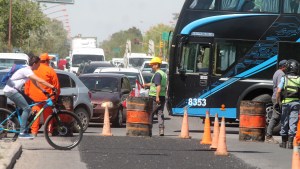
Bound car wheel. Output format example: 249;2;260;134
74;107;90;132
112;108;123;128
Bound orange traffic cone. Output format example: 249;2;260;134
101;103;113;136
292;139;300;169
215;117;228;156
295;115;300;145
200;111;212;144
179;107;191;139
210;113;219;150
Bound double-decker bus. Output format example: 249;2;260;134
167;0;300;129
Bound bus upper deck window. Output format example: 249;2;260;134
284;0;300;13
189;0;215;10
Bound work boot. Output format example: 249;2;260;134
279;136;288;148
265;136;279;144
287;136;294;149
159;127;164;136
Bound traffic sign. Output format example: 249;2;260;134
162;32;169;41
36;0;74;4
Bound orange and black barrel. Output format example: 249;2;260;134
239;100;266;142
126;96;153;137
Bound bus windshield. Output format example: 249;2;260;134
72;54;104;67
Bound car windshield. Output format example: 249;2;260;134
79;63;113;74
129;58;152;68
142;74;153;84
72;55;104;67
79;76;118;92
103;72;140;88
0;59;26;68
0;71;6;89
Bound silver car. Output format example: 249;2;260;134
0;69;93;132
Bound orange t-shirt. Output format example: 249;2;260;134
25;63;60;102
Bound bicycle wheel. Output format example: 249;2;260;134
0;108;20;142
44;110;83;150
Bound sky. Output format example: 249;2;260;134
41;0;185;43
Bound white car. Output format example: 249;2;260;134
94;67;145;89
140;60;169;73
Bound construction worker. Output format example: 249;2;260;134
143;57;167;136
25;53;60;137
265;59;286;143
276;59;300;149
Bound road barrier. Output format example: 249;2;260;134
239;101;265;142
201;111;212;144
179;107;191;139
126;97;152;137
210;113;219;150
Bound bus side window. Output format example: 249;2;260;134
189;0;215;10
284;0;300;13
221;0;239;11
215;44;236;75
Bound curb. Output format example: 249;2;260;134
0;142;22;169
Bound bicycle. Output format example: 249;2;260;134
0;92;83;150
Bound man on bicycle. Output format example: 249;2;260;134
3;55;56;139
25;53;60;137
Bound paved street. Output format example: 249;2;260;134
12;112;293;169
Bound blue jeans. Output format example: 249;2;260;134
4;91;31;133
280;101;300;137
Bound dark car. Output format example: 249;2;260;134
79;73;132;127
77;61;114;75
142;72;153;84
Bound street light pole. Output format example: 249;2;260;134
8;0;12;52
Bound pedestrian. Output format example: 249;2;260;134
143;57;167;136
24;53;60;137
265;59;287;143
4;55;56;139
276;59;300;149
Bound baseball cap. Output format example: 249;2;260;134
279;59;287;66
39;53;54;61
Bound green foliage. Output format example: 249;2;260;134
101;24;174;61
0;0;69;57
101;27;143;61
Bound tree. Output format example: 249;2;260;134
101;27;143;61
0;1;69;57
143;24;173;57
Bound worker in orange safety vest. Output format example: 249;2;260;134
24;53;60;137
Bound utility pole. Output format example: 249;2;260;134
8;0;12;52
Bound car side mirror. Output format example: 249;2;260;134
121;88;130;94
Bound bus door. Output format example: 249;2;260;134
171;35;214;116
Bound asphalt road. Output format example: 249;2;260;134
13;113;292;169
79;136;256;169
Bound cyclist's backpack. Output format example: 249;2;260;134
1;64;26;85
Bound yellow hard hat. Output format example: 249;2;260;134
149;57;162;65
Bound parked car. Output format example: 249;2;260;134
93;67;145;89
142;72;153;84
77;61;114;75
140;60;169;73
79;73;132;127
0;69;93;132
